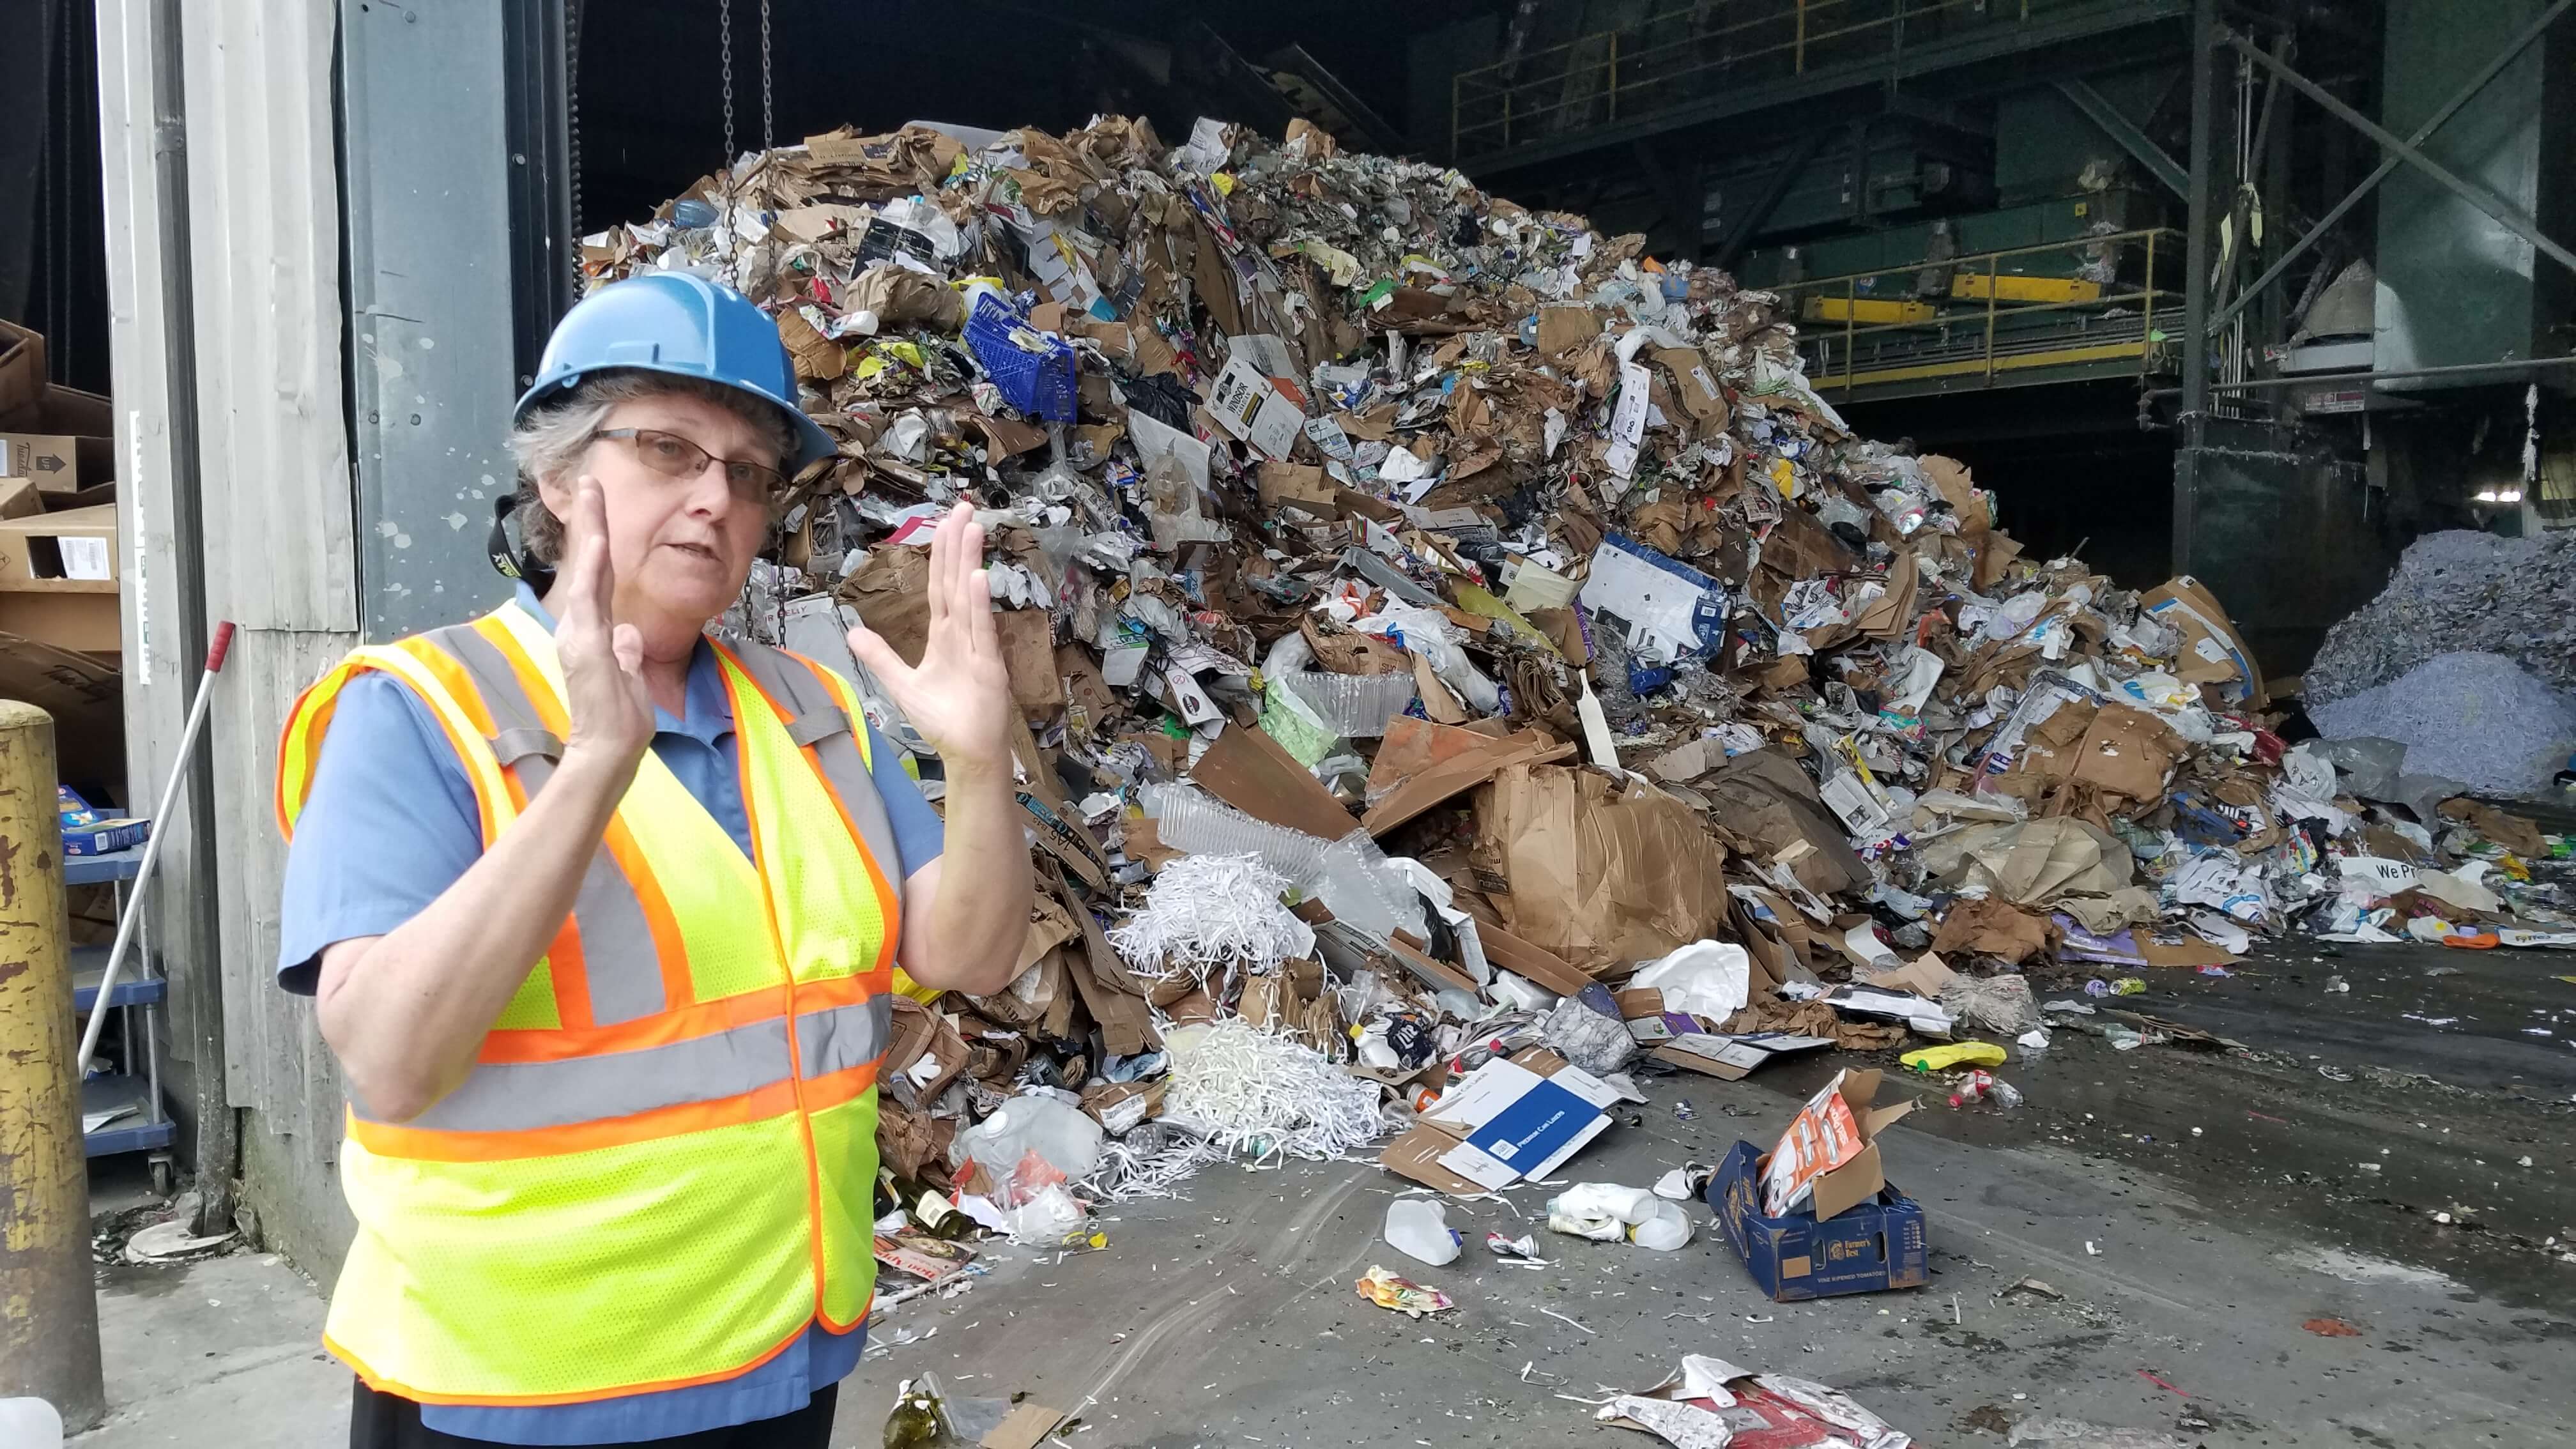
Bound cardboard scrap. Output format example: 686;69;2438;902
980;1403;1071;1449
1653;1031;1834;1081
1362;724;1574;836
1928;898;2051;964
1192;723;1357;842
1657;745;1869;898
2141;576;2267;707
1379;1048;1619;1195
1761;1068;1912;1222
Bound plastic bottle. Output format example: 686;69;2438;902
1384;1198;1462;1266
881;1379;950;1449
1945;1071;2026;1111
954;277;1009;319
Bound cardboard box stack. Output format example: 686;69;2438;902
0;320;125;792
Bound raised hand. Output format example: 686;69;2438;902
553;475;656;779
847;502;1015;774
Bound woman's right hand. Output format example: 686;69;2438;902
553;474;654;782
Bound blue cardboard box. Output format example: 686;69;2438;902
1708;1138;1929;1301
63;818;148;855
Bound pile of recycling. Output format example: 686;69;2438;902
2303;529;2576;799
581;114;2575;1256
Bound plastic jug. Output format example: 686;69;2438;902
951;1096;1103;1207
1384;1197;1461;1266
0;1399;63;1449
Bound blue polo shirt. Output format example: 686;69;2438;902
276;586;944;1445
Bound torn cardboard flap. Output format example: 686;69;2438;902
1763;1066;1912;1222
1929;898;2051;963
1466;911;1598;999
1653;1031;1833;1080
2071;703;2185;803
1857;952;1956;998
2141;576;2266;707
1362;724;1574;836
1193;723;1357;841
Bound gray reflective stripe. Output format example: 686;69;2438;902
491;727;564;765
812;730;903;879
424;620;668;1024
797;995;893;1078
565;850;666;1023
433;622;544;732
727;641;905;879
371;1015;797;1133
786;708;849;747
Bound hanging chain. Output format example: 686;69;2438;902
719;0;736;165
566;0;584;236
760;0;775;150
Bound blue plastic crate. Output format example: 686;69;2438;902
963;296;1078;422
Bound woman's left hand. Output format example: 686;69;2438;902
848;502;1015;774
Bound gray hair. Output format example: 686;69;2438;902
505;370;801;567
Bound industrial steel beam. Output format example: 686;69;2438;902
1461;0;2187;175
2148;352;2576;396
1712;128;1832;270
2175;0;2219;571
2223;26;2576;278
1627;141;1705;249
2051;78;2189;197
2209;0;2576;332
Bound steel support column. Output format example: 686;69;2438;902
341;1;565;639
2174;0;2220;572
0;704;103;1430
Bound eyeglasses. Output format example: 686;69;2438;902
592;427;786;503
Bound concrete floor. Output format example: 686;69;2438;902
72;937;2576;1448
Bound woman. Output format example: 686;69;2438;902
275;271;1032;1446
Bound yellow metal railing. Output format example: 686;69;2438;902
1451;0;2039;157
1763;227;2177;394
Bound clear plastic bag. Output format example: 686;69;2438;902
949;1096;1104;1206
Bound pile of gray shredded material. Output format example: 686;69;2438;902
2304;529;2576;706
2310;650;2576;799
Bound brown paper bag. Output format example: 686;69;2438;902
838;545;932;665
993;608;1065;723
1469;764;1732;974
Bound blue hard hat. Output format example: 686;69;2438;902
514;271;838;475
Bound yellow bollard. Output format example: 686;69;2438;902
0;700;105;1429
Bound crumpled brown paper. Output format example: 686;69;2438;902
1469;763;1731;973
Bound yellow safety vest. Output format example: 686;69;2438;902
275;601;907;1407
